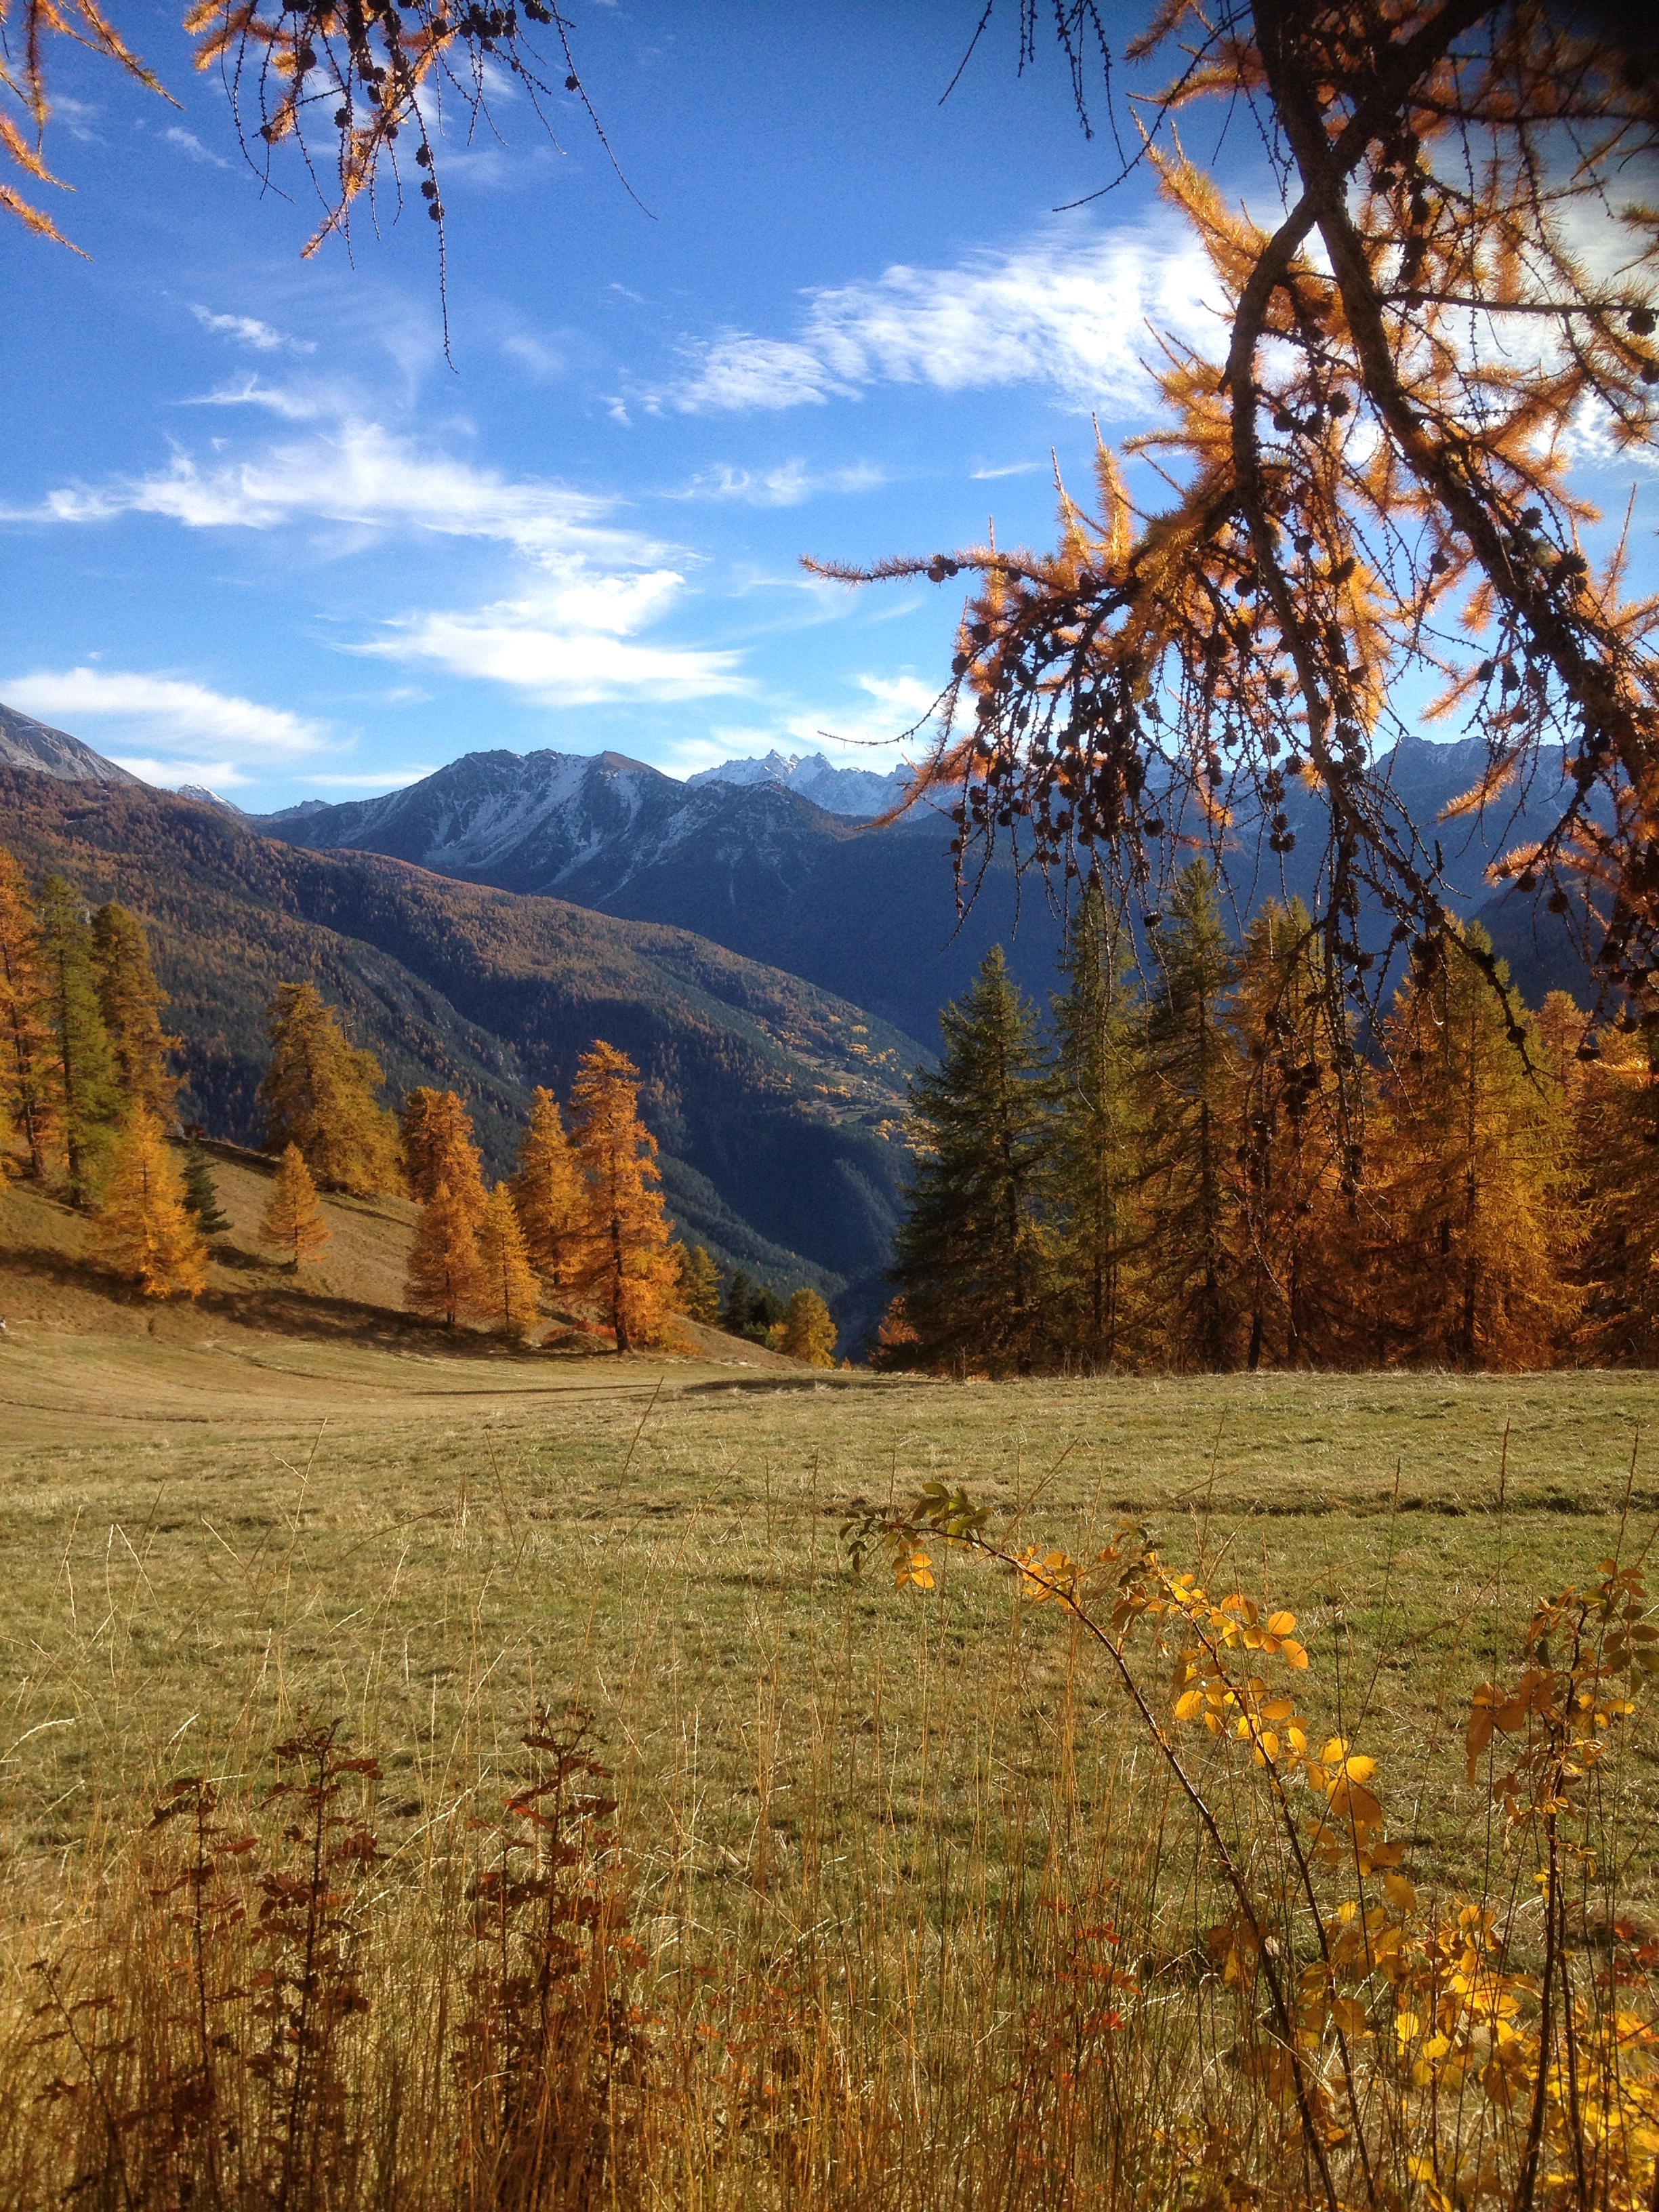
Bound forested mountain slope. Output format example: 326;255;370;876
0;770;917;1308
260;737;1592;1042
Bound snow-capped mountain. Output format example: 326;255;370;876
687;750;912;819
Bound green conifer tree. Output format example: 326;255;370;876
1045;874;1146;1370
890;945;1050;1376
92;902;180;1121
259;982;402;1197
180;1135;230;1235
37;875;121;1205
1139;862;1243;1372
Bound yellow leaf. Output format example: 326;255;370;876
1322;1738;1348;1767
1343;1754;1378;1784
1174;1689;1205;1721
1395;2010;1422;2043
1384;1872;1417;1913
1267;1610;1297;1636
1282;1639;1309;1669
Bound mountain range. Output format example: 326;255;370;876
0;698;1601;1353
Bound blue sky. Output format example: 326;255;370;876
2;3;1654;808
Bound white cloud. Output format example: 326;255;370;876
17;410;751;708
164;127;228;169
970;459;1043;480
365;574;747;705
23;416;644;568
665;672;941;778
660;223;1221;419
670;459;886;508
191;306;316;356
3;669;329;764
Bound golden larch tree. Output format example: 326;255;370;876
1577;1019;1659;1364
95;1106;208;1298
260;1143;331;1269
512;1086;586;1288
673;1241;721;1326
779;1286;836;1367
406;1179;486;1328
1374;927;1580;1369
0;846;56;1179
92;902;180;1122
401;1086;487;1217
476;1183;539;1340
567;1042;680;1353
259;982;402;1197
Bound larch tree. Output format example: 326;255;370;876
567;1041;680;1354
1044;872;1147;1371
401;1087;486;1217
476;1183;540;1340
37;875;121;1206
779;1285;837;1367
1376;923;1580;1367
259;982;402;1197
0;846;56;1179
1576;1018;1659;1361
1139;863;1245;1372
260;1142;331;1269
92;902;180;1122
1231;897;1361;1368
405;1179;486;1328
890;946;1050;1378
674;1242;722;1326
511;1086;586;1288
95;1105;208;1298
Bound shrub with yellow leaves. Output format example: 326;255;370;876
845;1481;1659;2211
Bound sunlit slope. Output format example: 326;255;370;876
0;769;920;1302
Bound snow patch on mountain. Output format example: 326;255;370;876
687;750;911;819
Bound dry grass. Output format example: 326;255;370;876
3;1227;1659;2203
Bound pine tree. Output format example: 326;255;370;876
1045;874;1146;1370
401;1087;486;1216
779;1286;836;1366
1139;863;1244;1372
567;1042;680;1353
92;902;180;1121
37;875;121;1206
511;1087;585;1285
94;1106;208;1298
259;983;403;1197
1230;899;1359;1370
890;946;1050;1376
674;1242;721;1326
1376;928;1580;1370
180;1136;230;1235
260;1143;331;1269
0;846;56;1179
406;1179;487;1328
476;1183;540;1339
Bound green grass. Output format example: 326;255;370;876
4;1353;1655;1900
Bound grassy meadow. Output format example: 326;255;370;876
3;1322;1658;2205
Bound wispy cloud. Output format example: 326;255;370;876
970;459;1043;480
670;459;886;508
657;224;1220;419
164;127;229;168
20;415;639;566
192;306;316;356
3;668;329;788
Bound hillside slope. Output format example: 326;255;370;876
0;771;916;1310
